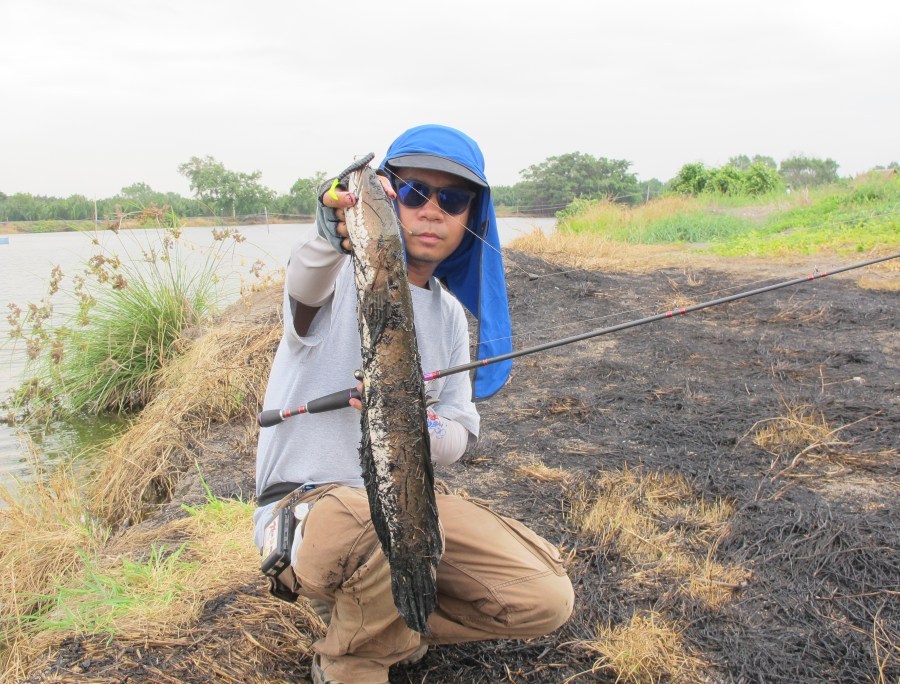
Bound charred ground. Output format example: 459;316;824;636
26;251;898;683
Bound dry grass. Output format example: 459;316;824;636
576;610;705;683
515;461;570;483
2;310;282;679
747;400;888;478
751;404;834;457
509;231;699;273
571;195;704;231
88;322;280;527
857;271;900;291
51;498;258;637
22;590;318;684
570;467;746;610
9;494;321;683
0;448;108;677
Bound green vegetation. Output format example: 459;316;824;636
669;161;783;196
556;172;899;256
8;228;227;419
557;195;754;244
20;544;198;635
779;155;840;188
711;176;899;257
493;152;642;214
0;156;325;226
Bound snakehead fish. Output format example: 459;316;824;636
343;162;442;634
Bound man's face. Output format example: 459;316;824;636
393;167;474;270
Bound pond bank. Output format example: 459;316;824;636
3;247;898;683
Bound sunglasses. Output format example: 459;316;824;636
392;178;477;216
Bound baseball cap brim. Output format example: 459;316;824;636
386;154;487;188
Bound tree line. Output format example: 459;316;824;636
2;153;896;223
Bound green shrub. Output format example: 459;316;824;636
670;163;710;195
671;162;783;198
743;163;783;196
706;166;745;196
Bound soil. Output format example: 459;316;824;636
26;251;899;683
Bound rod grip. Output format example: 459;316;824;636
306;387;362;414
257;409;287;428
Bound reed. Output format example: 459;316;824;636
12;229;225;419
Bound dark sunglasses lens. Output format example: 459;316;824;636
396;181;429;208
438;188;473;215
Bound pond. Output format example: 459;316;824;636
0;217;555;490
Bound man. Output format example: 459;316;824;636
254;124;573;684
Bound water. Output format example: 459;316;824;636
0;217;554;487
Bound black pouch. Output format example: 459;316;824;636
261;504;299;602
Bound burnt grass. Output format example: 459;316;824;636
29;251;899;683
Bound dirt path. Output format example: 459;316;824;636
27;251;899;683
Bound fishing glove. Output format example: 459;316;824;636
316;177;351;255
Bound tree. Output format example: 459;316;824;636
288;172;327;215
637;178;664;203
728;154;777;171
177;156;275;216
513;152;639;213
707;166;745;195
669;163;710;194
118;182;158;207
490;185;517;208
743;163;783;195
779;156;839;188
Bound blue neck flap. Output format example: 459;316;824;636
380;124;512;399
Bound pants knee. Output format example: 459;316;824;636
526;572;575;634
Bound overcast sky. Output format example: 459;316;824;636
2;0;898;199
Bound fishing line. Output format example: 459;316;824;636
473;263;871;350
257;252;899;427
378;164;546;281
369;160;900;353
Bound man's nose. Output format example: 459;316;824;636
421;192;444;218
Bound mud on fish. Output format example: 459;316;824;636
343;163;442;633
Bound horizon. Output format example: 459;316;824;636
2;0;897;198
3;150;890;202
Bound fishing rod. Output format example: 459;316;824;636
257;253;898;428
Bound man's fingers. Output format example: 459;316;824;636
349;381;364;412
321;187;357;210
378;175;397;199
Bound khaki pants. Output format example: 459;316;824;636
292;485;574;683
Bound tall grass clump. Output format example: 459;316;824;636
8;226;230;419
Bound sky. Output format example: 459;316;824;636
1;0;898;199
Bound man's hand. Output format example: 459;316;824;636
348;381;363;412
320;175;396;254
